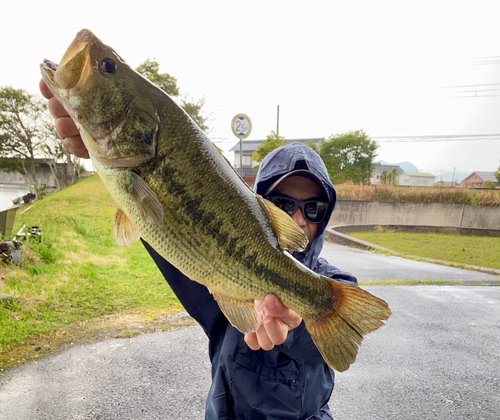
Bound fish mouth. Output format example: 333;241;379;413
41;30;153;169
55;29;96;90
40;29;96;102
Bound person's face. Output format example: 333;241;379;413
271;176;323;252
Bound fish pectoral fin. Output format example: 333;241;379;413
128;172;165;226
256;195;308;252
113;208;141;246
212;293;260;334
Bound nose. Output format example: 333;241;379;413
292;207;307;228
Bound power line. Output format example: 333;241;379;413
443;82;500;98
473;56;500;65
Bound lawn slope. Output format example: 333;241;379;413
0;176;185;370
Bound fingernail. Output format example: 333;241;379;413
267;296;276;308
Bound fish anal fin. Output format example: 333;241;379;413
212;293;260;334
127;171;165;226
113;208;141;246
305;279;392;372
257;195;308;252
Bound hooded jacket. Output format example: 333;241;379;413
143;142;357;419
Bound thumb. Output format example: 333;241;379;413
263;294;302;331
264;294;291;319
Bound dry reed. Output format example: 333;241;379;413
334;182;500;207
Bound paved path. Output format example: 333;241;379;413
321;241;499;283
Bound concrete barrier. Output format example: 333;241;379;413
0;207;19;239
329;200;500;229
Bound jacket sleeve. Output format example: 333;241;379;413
141;239;226;339
279;321;326;363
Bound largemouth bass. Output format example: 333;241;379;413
40;29;391;372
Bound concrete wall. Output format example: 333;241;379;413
0;162;69;189
329;200;500;230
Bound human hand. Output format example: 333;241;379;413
244;294;303;351
39;79;90;159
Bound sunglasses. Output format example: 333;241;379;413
267;196;330;224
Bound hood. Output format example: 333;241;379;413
254;142;336;270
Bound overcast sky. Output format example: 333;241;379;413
2;0;500;178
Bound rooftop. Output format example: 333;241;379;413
403;172;436;178
229;138;324;152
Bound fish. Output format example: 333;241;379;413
40;29;391;372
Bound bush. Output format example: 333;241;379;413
482;180;497;189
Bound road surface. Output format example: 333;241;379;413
0;245;499;419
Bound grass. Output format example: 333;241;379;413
348;231;500;270
335;182;500;206
0;175;185;370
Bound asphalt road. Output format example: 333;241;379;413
1;246;499;419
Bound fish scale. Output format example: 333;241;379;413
40;29;391;372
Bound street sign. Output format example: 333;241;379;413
231;114;252;139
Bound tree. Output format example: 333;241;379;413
495;165;500;184
180;96;209;132
42;121;81;186
252;131;286;170
0;87;57;199
381;169;399;186
135;59;180;96
306;140;319;153
319;130;378;184
135;59;209;132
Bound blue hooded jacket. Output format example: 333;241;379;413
143;142;357;419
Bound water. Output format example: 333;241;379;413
0;185;30;212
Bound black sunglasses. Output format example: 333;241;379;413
267;196;330;224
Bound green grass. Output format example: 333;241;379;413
0;176;183;369
349;231;500;270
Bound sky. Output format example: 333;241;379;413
2;0;500;180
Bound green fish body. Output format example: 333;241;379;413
41;29;391;372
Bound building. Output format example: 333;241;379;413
372;164;405;185
398;171;436;187
229;138;324;186
371;163;435;186
461;171;499;188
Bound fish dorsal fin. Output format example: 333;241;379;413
211;292;260;334
113;208;141;246
256;195;308;252
127;171;165;226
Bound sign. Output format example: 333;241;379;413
231;114;252;139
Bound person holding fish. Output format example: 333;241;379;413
39;30;389;419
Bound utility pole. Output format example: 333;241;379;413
276;105;280;136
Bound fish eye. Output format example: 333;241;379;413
143;130;154;146
100;58;117;74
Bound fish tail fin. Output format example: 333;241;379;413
306;280;391;372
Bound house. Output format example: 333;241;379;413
398;172;436;187
371;163;435;187
461;171;499;188
372;164;405;185
229;138;325;186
